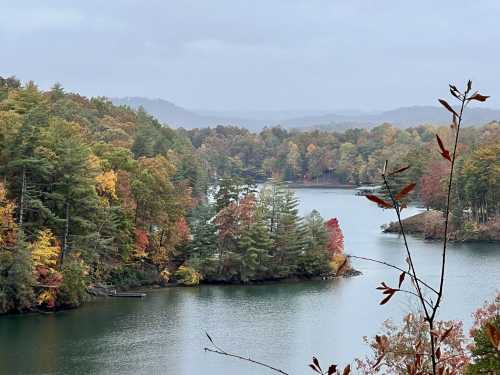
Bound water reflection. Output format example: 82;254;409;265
0;188;498;375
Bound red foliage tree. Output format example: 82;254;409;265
419;160;448;210
134;228;149;258
325;218;344;256
175;217;191;244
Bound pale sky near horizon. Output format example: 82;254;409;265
1;0;499;111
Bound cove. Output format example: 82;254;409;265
0;188;498;375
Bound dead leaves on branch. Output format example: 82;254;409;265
365;182;416;210
438;99;458;117
485;322;500;351
394;182;416;201
387;165;410;177
437;81;489;162
376;282;397;305
365;194;392;209
436;134;452;162
467;92;490;102
309;357;350;375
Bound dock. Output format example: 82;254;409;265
108;290;147;298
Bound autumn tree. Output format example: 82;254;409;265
30;229;63;308
325;218;344;256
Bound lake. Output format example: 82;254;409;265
0;188;498;375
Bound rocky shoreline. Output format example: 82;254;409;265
383;210;500;242
87;263;362;296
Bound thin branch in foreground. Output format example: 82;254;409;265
381;173;431;320
204;333;290;375
347;255;438;295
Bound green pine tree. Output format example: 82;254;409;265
3;231;35;312
467;315;500;374
298;210;330;277
271;188;305;278
239;218;273;282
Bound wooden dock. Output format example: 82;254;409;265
108;291;147;298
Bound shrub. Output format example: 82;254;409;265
467;294;500;374
174;265;202;286
329;254;347;274
58;255;89;308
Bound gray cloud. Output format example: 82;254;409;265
1;0;499;110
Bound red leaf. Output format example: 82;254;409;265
394;182;416;201
436;135;452;162
436;134;446;152
388;165;410;176
328;365;337;375
449;85;460;99
380;292;395;305
438;99;458;116
365;195;392;209
309;364;321;374
468;93;490;102
441;150;452;162
313;357;322;372
398;272;405;288
342;365;351;375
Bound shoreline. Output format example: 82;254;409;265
284;183;356;189
1;266;362;317
383;210;500;242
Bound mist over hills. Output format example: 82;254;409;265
112;97;500;131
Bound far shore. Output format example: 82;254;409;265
383;210;500;242
284;182;356;189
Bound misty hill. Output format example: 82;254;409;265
112;97;500;131
282;106;500;130
111;97;262;130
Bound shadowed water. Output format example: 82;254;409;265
0;188;498;375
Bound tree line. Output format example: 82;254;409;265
0;77;498;314
183;121;499;229
0;78;345;313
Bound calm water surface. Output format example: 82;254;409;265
0;188;498;375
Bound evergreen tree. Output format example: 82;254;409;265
187;204;218;279
298;210;330;277
271;189;305;278
2;231;35;312
468;315;500;374
214;176;243;212
38;118;101;264
239;217;273;282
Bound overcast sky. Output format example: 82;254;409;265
1;1;499;111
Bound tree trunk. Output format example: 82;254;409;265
19;167;26;227
61;202;70;266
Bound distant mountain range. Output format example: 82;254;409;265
111;97;500;132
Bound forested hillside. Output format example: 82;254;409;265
0;77;215;311
183;122;499;187
185;122;499;238
0;78;347;313
0;77;498;314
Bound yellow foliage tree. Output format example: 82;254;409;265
30;229;63;308
0;182;17;248
96;170;118;200
30;229;61;269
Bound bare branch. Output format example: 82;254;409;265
347;255;438;295
204;335;290;375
